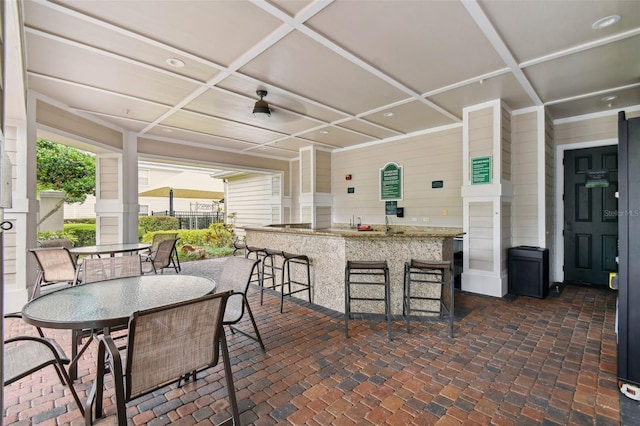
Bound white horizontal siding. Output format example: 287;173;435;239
316;150;332;194
511;112;539;247
468;202;493;271
98;157;120;200
333;127;462;228
227;174;275;228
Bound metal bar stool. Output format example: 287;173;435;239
403;259;454;338
245;246;266;289
280;252;312;313
233;239;247;256
344;260;392;341
261;248;285;306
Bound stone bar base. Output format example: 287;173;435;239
245;227;460;315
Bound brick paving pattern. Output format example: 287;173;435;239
3;258;622;425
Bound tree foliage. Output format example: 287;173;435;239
37;139;96;204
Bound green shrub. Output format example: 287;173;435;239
64;223;96;246
37;230;78;246
141;225;235;261
139;216;179;233
64;218;96;224
207;223;235;247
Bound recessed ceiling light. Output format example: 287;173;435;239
166;58;185;68
602;95;618;102
320;130;329;134
383;112;395;117
592;15;620;30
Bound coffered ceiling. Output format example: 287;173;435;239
20;0;640;161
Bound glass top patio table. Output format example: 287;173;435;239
22;275;217;331
69;242;152;258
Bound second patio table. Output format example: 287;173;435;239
69;242;152;258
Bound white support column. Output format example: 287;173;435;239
122;132;139;243
298;146;332;228
95;153;123;245
3;101;39;312
94;135;139;245
461;100;513;297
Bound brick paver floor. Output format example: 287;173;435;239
3;258;622;425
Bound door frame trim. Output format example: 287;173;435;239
554;138;617;283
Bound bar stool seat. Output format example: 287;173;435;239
403;259;454;337
261;248;284;306
344;260;392;341
233;239;247;256
245;246;266;288
280;252;312;313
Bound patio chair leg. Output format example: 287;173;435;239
70;329;95;381
226;298;266;351
220;331;241;425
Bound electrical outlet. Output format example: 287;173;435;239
422;217;430;223
411;217;417;222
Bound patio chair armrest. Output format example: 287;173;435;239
5;335;70;364
99;335;123;370
93;335;126;423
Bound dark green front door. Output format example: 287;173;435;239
564;146;618;286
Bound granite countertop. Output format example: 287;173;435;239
243;225;463;238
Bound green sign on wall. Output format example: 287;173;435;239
380;162;403;200
471;156;492;185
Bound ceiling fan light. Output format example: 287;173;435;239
253;90;271;118
253;100;271;117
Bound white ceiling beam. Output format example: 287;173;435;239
462;0;543;106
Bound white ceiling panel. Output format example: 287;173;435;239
23;1;221;83
81;116;149;134
144;128;261;152
296;126;376;149
245;137;313;154
269;0;314;19
306;0;506;93
28;75;170;126
524;36;640;102
429;73;534;114
18;0;640;165
480;0;640;62
547;86;640;119
239;31;409;115
336;120;400;141
26;33;200;106
53;0;283;66
161;110;284;145
362;101;458;134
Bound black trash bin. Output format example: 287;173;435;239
508;246;549;298
453;236;463;289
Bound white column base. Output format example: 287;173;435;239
461;271;508;297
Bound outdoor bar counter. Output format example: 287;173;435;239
244;225;462;315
